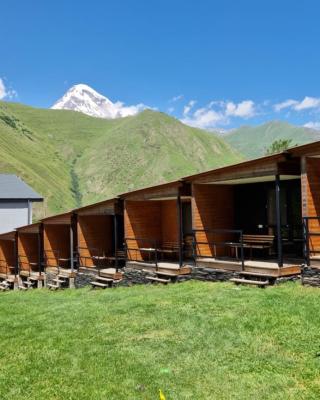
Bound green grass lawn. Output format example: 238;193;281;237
0;281;320;399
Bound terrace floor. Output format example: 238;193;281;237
196;257;302;277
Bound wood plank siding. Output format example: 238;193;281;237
124;200;179;261
17;233;39;272
192;184;235;257
43;224;71;267
0;238;15;275
303;157;320;253
77;215;113;267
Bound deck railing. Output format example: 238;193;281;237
303;216;320;266
193;228;245;271
125;237;160;268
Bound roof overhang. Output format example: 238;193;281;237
41;212;72;225
75;198;119;216
0;231;16;241
122;181;190;201
205;174;300;185
17;222;41;234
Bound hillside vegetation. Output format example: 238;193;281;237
224;121;320;159
0;282;319;399
0;102;241;218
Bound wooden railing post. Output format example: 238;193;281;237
275;174;283;267
177;195;183;268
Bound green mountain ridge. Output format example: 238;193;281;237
0;101;242;218
223;120;320;159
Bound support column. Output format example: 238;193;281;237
114;214;118;269
13;233;18;277
177;195;183;267
275;174;283;267
38;224;44;275
70;224;74;273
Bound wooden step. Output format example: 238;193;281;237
57;274;68;280
240;271;274;278
47;283;59;289
28;276;40;281
52;278;66;284
90;281;110;288
155;271;177;277
24;281;34;286
18;285;28;290
230;278;269;287
146;276;170;283
96;276;114;283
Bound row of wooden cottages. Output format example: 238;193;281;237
1;140;320;289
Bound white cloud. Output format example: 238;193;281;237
274;96;320;112
170;94;184;103
181;99;256;129
0;78;17;100
294;96;320;111
182;107;226;129
225;100;256;118
274;99;298;112
183;100;197;116
0;78;7;99
113;101;151;117
167;106;175;113
304;121;320;130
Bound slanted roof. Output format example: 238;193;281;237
0;175;43;201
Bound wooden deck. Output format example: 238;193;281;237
126;261;193;275
0;273;16;282
19;270;44;280
45;267;77;277
196;258;302;277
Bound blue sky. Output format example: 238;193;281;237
1;0;320;130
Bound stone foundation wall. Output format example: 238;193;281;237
275;275;301;285
302;268;320;287
192;267;239;282
118;267;154;286
45;271;58;286
75;270;98;288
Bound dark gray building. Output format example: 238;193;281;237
0;175;43;233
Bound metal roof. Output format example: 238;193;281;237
0;174;43;201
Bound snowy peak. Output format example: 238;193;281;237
51;84;147;119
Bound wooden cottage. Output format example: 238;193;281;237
0;231;17;289
121;181;193;278
185;141;320;283
41;212;77;275
75;198;125;271
17;222;44;287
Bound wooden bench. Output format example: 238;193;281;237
242;234;274;259
230;234;274;259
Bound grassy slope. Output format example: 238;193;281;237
0;102;242;216
0;103;74;216
224;121;320;159
0;281;319;399
77;110;241;202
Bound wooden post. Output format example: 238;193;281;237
275;174;283;267
177;195;183;267
114;214;118;269
70;224;74;273
38;224;44;275
13;233;18;277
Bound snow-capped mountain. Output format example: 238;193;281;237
51;84;147;119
